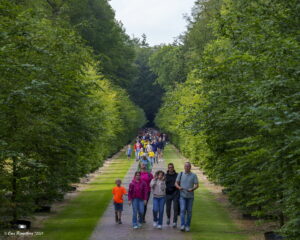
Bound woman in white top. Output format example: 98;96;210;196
150;170;166;229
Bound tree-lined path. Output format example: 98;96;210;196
1;1;298;240
30;144;253;240
0;136;291;240
89;145;251;240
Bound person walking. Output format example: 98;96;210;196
138;147;146;161
151;140;158;164
146;142;152;153
134;141;142;161
165;163;179;228
112;179;127;224
126;144;132;160
150;170;166;229
157;138;164;161
148;150;155;166
140;163;153;223
175;162;199;232
128;172;148;229
138;156;151;172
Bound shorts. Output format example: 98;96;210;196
114;202;123;211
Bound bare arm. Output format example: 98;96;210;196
175;181;182;190
188;183;199;192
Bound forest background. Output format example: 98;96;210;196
0;0;299;239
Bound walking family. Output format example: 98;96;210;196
111;129;199;232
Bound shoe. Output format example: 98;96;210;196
137;223;142;228
185;226;190;232
118;220;122;224
180;225;185;232
157;225;162;229
172;222;177;228
153;222;158;228
133;225;138;229
166;218;170;225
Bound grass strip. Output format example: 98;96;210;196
36;153;133;240
163;145;249;240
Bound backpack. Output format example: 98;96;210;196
178;172;183;186
137;160;152;172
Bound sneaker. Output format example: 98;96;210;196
157;225;162;229
185;226;190;232
153;222;158;228
133;225;138;229
180;225;185;232
118;220;122;224
172;222;177;228
166;218;170;225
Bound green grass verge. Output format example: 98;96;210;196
36;152;133;240
163;145;249;240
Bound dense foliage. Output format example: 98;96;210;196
129;41;164;125
154;0;300;238
0;0;145;226
64;0;137;88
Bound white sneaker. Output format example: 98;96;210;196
133;225;138;229
180;225;185;231
137;223;142;228
157;225;162;229
185;226;190;232
153;222;158;228
172;222;177;228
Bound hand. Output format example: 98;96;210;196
128;201;131;206
188;188;194;192
178;186;183;191
144;200;147;205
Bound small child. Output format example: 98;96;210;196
138;148;145;161
112;179;127;224
126;144;132;160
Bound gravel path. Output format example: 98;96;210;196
89;157;191;240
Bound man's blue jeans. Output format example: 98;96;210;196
132;198;144;227
153;197;166;225
179;196;194;227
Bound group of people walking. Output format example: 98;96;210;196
112;129;199;232
126;129;167;169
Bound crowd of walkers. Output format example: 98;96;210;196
112;129;199;232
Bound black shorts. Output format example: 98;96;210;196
114;202;123;211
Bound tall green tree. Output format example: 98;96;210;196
149;45;188;90
63;0;137;88
155;0;300;238
129;42;164;125
0;0;145;227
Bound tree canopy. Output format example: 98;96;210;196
153;0;300;238
0;0;145;226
